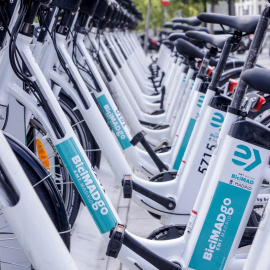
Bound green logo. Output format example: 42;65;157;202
232;144;261;171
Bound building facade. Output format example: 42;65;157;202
235;0;269;16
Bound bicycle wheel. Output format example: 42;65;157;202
0;132;70;269
26;92;98;227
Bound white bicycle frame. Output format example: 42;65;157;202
99;33;194;136
84;29;204;165
30;4;269;233
94;31;192;127
0;130;78;270
1;2;269;269
23;11;234;228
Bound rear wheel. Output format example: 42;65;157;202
26;93;98;227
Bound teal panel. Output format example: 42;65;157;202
189;182;250;270
97;95;132;150
173;118;196;170
56;137;117;233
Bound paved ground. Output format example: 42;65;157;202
70;48;270;270
71;156;161;270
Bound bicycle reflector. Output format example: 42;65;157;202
251;95;266;112
207;66;214;76
229;79;238;93
36;139;50;170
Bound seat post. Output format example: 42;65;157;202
230;6;270;112
20;1;43;37
208;33;241;93
24;1;40;24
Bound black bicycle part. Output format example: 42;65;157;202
107;223;125;258
208;34;241;92
8;2;65;140
130;131;168;172
50;0;82;13
123;179;176;211
80;0;99;17
123;232;182;270
228;6;270;114
147;171;177;220
0;0;18;49
147;225;185;240
37;5;56;44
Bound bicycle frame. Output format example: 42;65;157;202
0;130;78;270
28;5;265;230
2;2;270;269
89;31;193;129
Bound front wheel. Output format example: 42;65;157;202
1;132;70;269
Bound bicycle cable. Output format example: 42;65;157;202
5;2;65;139
38;8;90;110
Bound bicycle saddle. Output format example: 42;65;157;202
169;33;204;48
50;0;82;12
94;0;110;20
197;13;260;34
186;31;231;50
172;16;201;26
33;0;51;4
162;39;174;51
175;38;217;66
242;68;270;94
173;23;209;33
164;23;174;29
160;30;175;36
80;0;99;16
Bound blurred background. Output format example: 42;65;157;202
134;0;269;53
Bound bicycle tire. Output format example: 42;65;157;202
1;132;70;269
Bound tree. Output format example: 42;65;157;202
133;0;235;33
133;0;204;32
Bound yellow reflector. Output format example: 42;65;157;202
36;139;50;170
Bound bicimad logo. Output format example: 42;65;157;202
232;144;261;171
210;112;224;129
197;95;205;108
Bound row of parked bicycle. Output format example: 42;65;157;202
1;0;270;269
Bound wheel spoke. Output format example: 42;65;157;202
0;261;30;268
32;173;53;188
85;149;100;152
71;119;85;127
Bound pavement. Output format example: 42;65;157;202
70;48;270;270
71;155;161;270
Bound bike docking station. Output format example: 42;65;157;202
1;0;270;269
